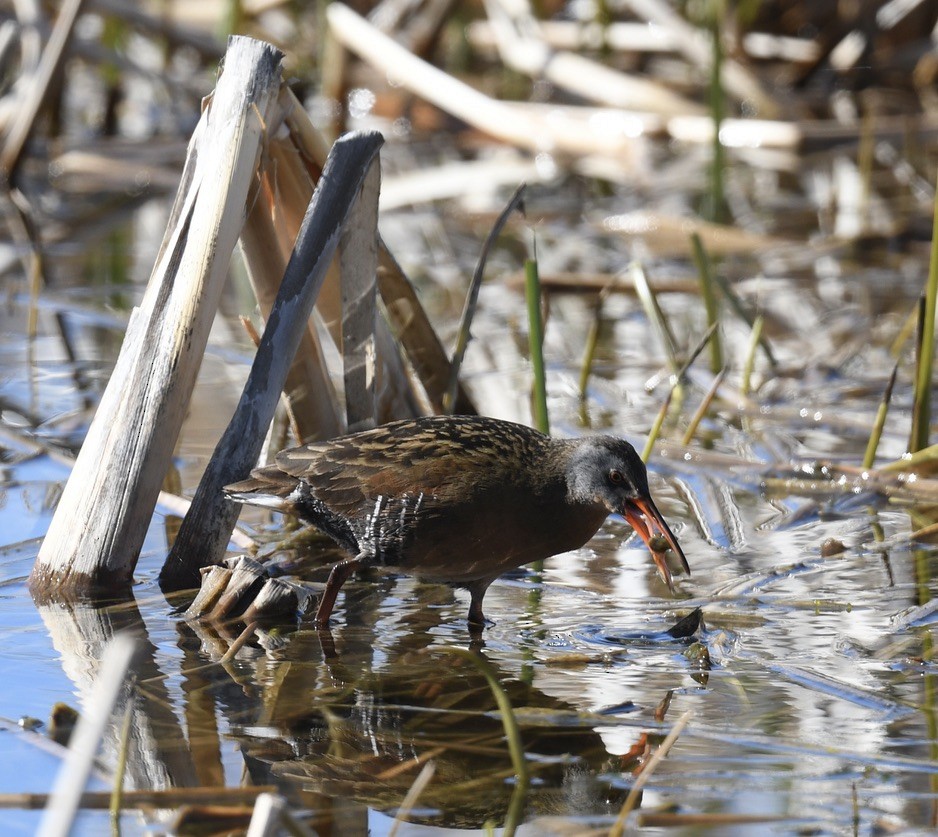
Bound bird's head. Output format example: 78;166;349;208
566;437;690;588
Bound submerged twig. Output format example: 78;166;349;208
219;622;258;664
389;761;436;837
609;709;693;836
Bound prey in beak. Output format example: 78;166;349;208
622;496;690;591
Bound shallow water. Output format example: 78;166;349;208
2;500;936;834
4;151;938;836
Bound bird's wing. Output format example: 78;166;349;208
274;435;468;519
272;417;548;521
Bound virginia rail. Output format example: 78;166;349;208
226;415;689;627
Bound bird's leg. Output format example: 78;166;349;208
314;554;365;627
467;595;486;627
466;578;493;628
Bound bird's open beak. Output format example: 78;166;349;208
622;496;690;592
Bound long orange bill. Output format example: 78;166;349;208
622;496;690;592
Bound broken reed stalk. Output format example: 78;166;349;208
376;243;476;415
30;37;284;598
327;3;644;165
910;173;938;453
260;88;428;427
863;361;899;469
444;183;526;413
239;161;342;442
161;130;385;591
340;159;380;432
483;0;701;116
690;232;723;375
525;253;549;434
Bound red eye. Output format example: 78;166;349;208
609;469;623;484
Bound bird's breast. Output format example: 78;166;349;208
367;490;609;583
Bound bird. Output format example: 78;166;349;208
225;415;689;628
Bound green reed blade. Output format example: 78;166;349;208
910;172;938;452
525;254;549;434
578;292;605;401
704;3;727;225
642;387;675;463
682;367;726;446
441;648;529;837
630;262;680;376
741;315;764;397
709;270;777;367
642;324;718;460
691;233;723;375
863;361;899;470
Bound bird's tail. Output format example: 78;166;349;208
225;467;299;510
